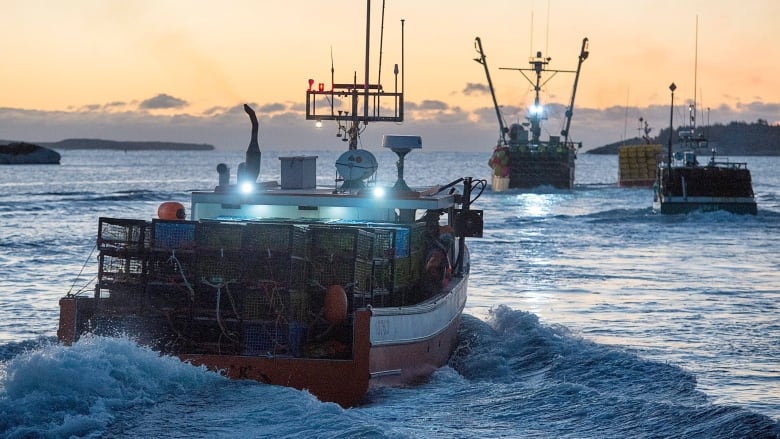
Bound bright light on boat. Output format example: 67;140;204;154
530;104;543;114
373;187;386;198
315;119;323;128
240;182;255;194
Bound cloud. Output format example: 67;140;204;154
417;100;449;111
139;93;189;110
463;83;489;95
2;97;779;152
258;102;287;113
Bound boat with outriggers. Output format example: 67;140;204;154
654;83;757;215
57;3;485;407
474;36;588;191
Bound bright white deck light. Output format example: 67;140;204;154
240;182;255;194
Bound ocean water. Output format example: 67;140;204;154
1;149;778;438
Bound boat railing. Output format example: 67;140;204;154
707;159;750;170
305;83;403;123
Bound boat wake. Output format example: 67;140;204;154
2;306;778;438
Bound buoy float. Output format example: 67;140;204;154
323;285;348;325
158;201;186;220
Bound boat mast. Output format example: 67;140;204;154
691;15;698;131
500;39;583;145
667;82;676;170
304;0;404;149
561;38;589;146
473;37;507;145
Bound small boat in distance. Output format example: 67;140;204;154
57;2;485;408
654;19;757;215
653;88;756;214
653;127;757;214
474;36;588;191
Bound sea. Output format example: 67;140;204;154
1;148;778;438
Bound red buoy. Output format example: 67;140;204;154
324;285;348;325
158;202;186;220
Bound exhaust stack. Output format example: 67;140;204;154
242;104;262;184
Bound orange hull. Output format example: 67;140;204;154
180;310;372;407
57;277;467;407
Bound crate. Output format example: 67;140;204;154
187;319;242;355
310;226;373;260
98;251;145;284
152;220;196;251
197;251;244;285
147;251;195;284
243;321;289;355
146;283;191;310
242;283;289;321
354;258;392;307
243;223;308;256
196;221;244;251
287;322;309;357
241;223;309;287
98;217;149;252
95;282;145;309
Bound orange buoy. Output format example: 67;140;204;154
158;201;186;220
324;285;348;325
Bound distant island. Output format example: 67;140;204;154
0;142;61;164
6;138;216;151
2;138;214;164
44;138;215;151
587;121;780;156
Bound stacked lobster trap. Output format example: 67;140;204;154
91;217;427;358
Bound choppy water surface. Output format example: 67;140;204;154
1;150;778;438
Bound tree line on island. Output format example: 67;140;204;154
39;138;215;151
587;120;780;156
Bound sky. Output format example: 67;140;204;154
2;0;779;152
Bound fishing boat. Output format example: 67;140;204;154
653;80;757;215
653;128;757;214
474;36;588;191
0;141;60;164
654;20;757;214
56;4;485;408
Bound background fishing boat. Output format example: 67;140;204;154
654;83;757;214
475;36;588;191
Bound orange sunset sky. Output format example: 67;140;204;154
1;0;779;151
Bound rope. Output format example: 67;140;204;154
202;278;239;343
168;249;195;301
67;242;97;296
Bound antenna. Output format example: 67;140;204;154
545;0;550;59
692;15;698;129
375;0;386;117
529;11;534;57
304;0;404;148
363;0;371;124
401;19;405;95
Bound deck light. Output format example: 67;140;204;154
240;182;255;194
